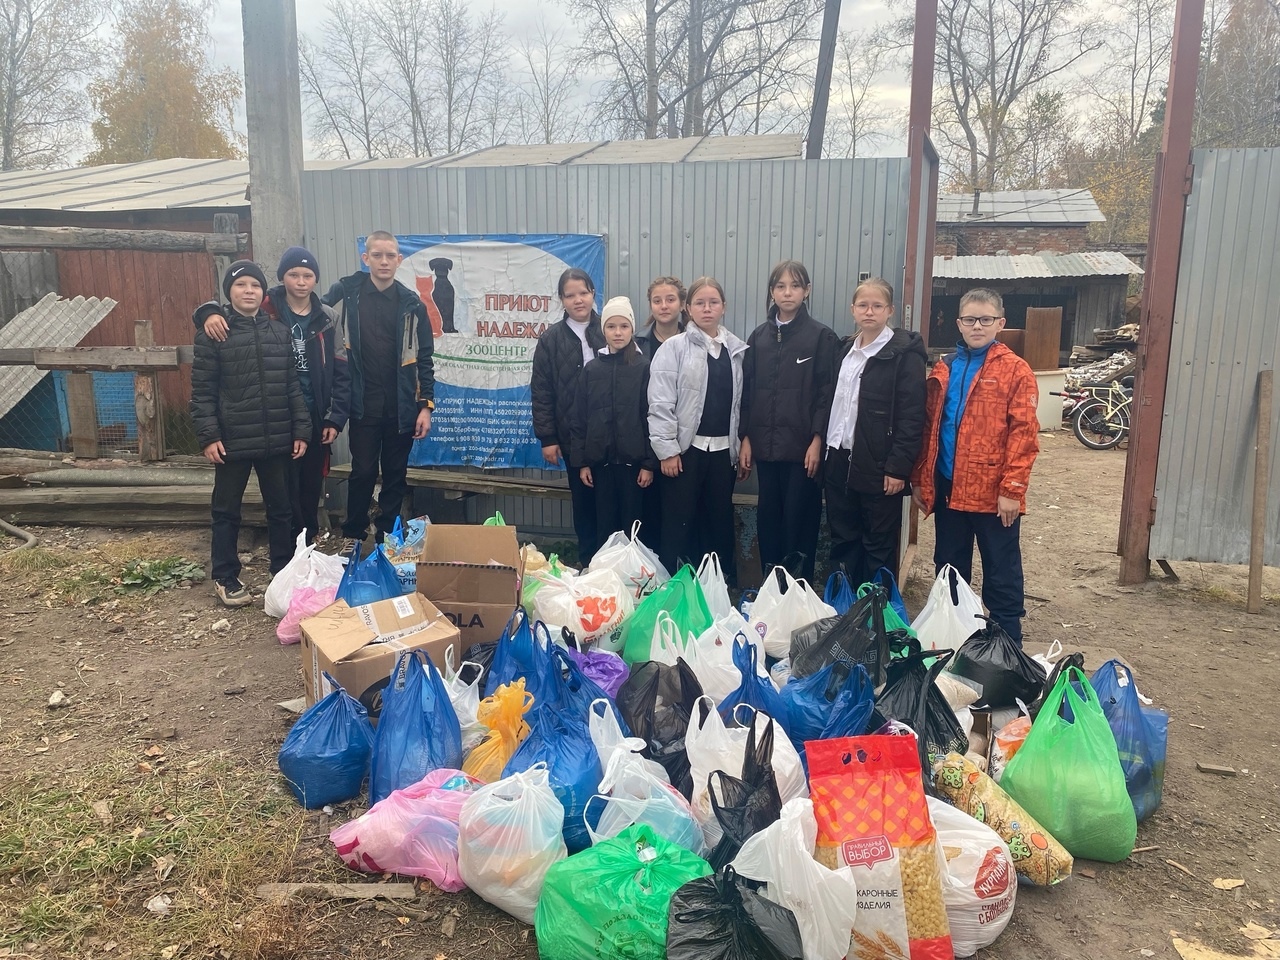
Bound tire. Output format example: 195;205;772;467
1072;400;1129;450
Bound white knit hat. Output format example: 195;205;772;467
601;295;635;326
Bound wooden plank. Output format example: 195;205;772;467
0;484;264;526
65;373;99;459
135;374;164;461
0;225;249;254
1248;369;1272;614
325;463;761;507
33;347;181;371
1024;306;1063;371
995;329;1025;358
253;882;417;902
0;348;35;364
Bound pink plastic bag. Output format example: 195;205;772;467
277;585;337;645
330;768;482;891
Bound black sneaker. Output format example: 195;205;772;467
215;578;252;608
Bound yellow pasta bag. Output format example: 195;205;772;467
462;679;534;783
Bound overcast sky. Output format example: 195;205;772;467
208;0;913;156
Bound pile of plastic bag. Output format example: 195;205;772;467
273;520;1166;959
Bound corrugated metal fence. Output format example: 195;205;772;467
301;158;911;532
1150;148;1280;565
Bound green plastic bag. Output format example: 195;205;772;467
534;823;711;960
620;564;713;665
1001;666;1138;862
857;581;915;636
483;510;506;526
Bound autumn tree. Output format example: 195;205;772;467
87;0;241;163
0;0;107;169
1196;0;1280;146
823;29;894;158
513;19;583;144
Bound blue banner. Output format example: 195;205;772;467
368;234;605;469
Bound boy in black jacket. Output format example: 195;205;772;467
191;261;311;607
570;296;656;547
195;246;347;545
739;260;840;583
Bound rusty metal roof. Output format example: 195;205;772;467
937;189;1106;224
933;251;1144;280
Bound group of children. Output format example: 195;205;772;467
534;263;1040;644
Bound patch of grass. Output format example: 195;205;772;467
0;751;342;959
0;546;64;575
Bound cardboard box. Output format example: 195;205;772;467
416;523;522;647
299;593;460;718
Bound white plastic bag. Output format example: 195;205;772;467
696;552;733;621
912;564;985;651
731;797;860;960
457;763;567;923
748;567;837;659
647;611;690;666
443;645;488;753
685;698;807;848
588;520;669;602
532;566;634;650
686;612;769;704
587;698;670;785
927;797;1017;957
586;746;705;855
769;657;793;688
264;532;347;619
1030;639;1063;676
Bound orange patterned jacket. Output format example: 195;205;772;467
911;341;1040;515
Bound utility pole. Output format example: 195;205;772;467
806;0;842;159
241;1;305;274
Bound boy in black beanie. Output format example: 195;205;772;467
191;260;311;607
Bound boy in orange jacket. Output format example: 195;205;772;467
912;288;1039;644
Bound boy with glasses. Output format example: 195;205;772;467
911;288;1039;643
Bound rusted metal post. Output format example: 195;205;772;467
1248;370;1272;614
901;0;938;343
1116;0;1205;584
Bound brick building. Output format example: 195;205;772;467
935;190;1103;256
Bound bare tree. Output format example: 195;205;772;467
514;19;582;144
0;0;106;169
1196;0;1280;147
1085;0;1173;150
366;0;437;156
927;0;1102;190
823;29;894;157
425;1;508;154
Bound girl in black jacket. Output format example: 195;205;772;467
739;260;840;584
191;261;310;607
823;278;927;586
635;276;686;358
570;296;656;548
531;268;606;562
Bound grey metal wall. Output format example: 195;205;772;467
301;158;911;533
1150;148;1280;565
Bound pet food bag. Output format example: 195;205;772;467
809;735;953;960
933;752;1072;886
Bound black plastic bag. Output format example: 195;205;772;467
876;643;970;772
667;866;804;960
462;640;497;679
1029;651;1086;720
706;720;782;869
949;616;1047;708
789;584;890;686
616;657;704;799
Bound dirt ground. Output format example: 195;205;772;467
2;433;1279;960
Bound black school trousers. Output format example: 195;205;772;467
932;473;1026;643
824;447;905;588
755;459;822;583
591;462;645;549
567;463;599;565
290;424;327;545
659;445;736;584
210;455;293;584
343;416;414;541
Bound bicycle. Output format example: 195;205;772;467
1065;380;1132;450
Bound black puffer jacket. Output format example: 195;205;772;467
190;308;311;460
569;348;656;470
739;305;841;462
835;328;928;493
531;312;606;462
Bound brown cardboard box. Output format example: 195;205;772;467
416;524;522;647
299;593;460;718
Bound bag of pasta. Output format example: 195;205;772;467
809;735;953;960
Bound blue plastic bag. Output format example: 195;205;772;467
779;659;874;745
504;706;602;853
718;638;790;736
872;566;910;624
819;662;876;740
336;541;404;606
485;608;558;703
1090;659;1168;822
823;571;856;616
278;672;375;808
370;650;463;804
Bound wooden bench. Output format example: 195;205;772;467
326;463;760;507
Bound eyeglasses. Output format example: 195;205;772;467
958;316;1002;327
